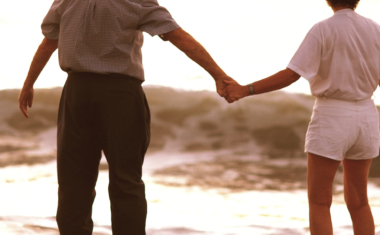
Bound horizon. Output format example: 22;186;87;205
2;0;380;103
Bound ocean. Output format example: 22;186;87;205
0;87;380;234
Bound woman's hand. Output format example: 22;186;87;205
223;79;250;103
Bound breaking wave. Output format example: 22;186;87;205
1;86;379;177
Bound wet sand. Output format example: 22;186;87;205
153;159;309;192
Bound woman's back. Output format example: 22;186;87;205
288;9;380;101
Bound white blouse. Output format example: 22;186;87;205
288;9;380;101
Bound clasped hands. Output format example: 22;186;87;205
216;76;250;104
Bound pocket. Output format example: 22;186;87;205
366;113;380;142
319;114;351;142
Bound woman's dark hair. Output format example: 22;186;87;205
326;0;360;10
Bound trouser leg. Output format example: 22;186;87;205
56;75;103;235
101;78;150;235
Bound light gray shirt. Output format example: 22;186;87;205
42;0;180;80
288;9;380;101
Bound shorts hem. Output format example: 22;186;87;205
345;155;379;160
305;150;379;161
305;150;342;161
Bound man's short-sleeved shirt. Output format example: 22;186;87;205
288;9;380;101
41;0;180;81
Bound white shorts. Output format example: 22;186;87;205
305;97;380;161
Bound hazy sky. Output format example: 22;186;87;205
1;0;380;102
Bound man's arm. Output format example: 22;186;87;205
19;38;58;118
224;68;301;103
161;28;236;97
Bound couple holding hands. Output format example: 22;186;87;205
19;0;380;234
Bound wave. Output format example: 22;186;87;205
1;86;379;177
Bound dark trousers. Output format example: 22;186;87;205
56;72;150;235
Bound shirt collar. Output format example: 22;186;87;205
334;8;355;15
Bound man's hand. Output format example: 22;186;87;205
18;38;58;118
18;85;34;118
215;75;238;97
224;79;250;103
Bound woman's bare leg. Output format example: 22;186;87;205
307;153;341;235
343;158;374;235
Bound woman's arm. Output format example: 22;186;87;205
224;68;300;103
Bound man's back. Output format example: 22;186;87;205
42;0;179;79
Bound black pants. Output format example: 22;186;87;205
56;72;150;235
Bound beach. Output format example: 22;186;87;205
0;87;380;234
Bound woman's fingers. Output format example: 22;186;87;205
224;91;238;103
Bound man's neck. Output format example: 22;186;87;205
332;6;352;13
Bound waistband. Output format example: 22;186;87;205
67;72;142;85
315;97;375;111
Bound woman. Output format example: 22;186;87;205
224;1;380;234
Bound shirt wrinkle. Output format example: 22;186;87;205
308;32;322;44
41;0;180;80
288;10;380;101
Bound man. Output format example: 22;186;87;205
18;0;234;234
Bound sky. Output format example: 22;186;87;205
1;0;380;102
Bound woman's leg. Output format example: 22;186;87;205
343;158;374;235
307;153;341;235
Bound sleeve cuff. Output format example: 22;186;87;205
145;22;180;37
42;26;60;40
43;33;59;40
287;64;313;83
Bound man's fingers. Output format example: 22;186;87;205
224;96;236;104
219;89;226;97
18;88;33;117
225;88;234;98
27;100;32;108
223;79;235;85
19;103;29;118
217;89;226;98
27;90;34;108
28;97;33;108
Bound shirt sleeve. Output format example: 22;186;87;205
137;0;180;38
287;25;322;83
41;0;63;40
